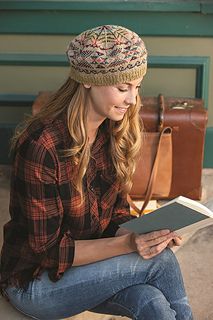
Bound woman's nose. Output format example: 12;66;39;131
125;91;137;105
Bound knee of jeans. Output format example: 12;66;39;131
138;295;176;319
171;296;193;319
156;248;180;271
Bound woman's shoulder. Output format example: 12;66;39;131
18;114;69;152
12;115;69;171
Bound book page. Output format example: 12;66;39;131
177;196;213;218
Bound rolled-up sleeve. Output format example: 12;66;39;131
17;140;75;280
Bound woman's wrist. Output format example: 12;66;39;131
119;232;137;253
115;227;131;237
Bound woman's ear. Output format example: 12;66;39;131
83;84;91;89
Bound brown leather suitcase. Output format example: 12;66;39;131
140;96;208;200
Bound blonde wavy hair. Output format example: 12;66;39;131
11;77;142;201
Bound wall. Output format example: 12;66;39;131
0;0;212;165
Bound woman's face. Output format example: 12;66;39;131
84;77;143;123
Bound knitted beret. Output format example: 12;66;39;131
66;25;147;86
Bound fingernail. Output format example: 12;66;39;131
163;229;170;234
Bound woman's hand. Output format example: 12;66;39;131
133;229;178;259
167;235;182;249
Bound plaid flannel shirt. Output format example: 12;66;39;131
0;115;133;289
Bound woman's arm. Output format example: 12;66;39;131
73;229;177;266
15;141;76;279
73;233;134;266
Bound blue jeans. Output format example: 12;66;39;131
5;249;193;320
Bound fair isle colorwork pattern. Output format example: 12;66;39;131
66;25;147;86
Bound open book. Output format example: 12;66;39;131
120;196;213;236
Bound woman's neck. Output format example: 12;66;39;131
88;126;99;144
86;115;105;145
85;99;106;144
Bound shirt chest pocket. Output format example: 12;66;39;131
99;171;119;210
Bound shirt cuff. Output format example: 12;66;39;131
101;221;120;238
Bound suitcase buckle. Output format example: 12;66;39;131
171;101;194;109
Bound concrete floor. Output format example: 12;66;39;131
0;166;213;320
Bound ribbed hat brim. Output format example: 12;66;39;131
69;63;147;86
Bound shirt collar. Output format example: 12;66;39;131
90;120;110;156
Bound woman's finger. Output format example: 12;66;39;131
142;241;169;259
135;231;176;249
138;229;171;242
137;238;172;259
143;233;176;248
168;236;182;248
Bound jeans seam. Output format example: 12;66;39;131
104;300;136;320
7;301;40;320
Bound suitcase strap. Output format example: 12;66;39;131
127;126;171;217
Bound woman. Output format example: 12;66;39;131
0;25;193;319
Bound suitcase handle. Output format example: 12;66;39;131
158;94;165;131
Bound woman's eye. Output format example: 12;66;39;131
118;88;128;92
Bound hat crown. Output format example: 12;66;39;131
67;25;147;86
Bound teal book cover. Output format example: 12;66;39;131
120;197;213;235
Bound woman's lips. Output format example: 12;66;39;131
115;106;128;113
